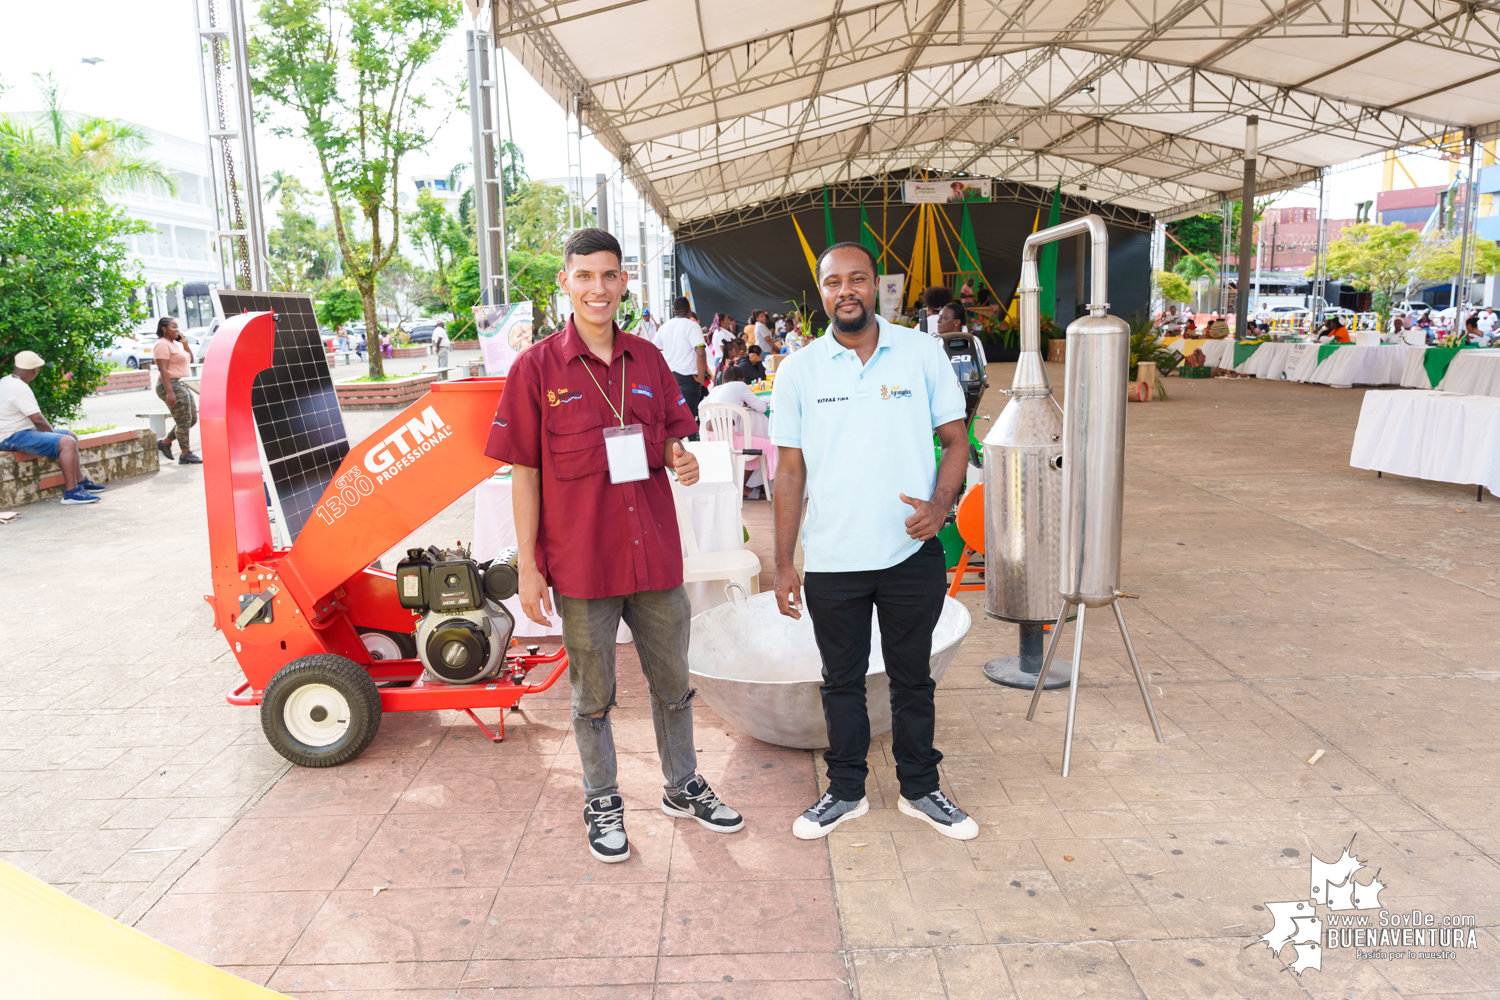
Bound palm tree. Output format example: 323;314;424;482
264;169;295;205
17;72;176;195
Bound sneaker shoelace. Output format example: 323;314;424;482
808;792;836;817
682;781;724;811
588;801;625;835
929;791;962;818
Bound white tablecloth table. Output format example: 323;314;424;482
1438;350;1500;396
473;473;745;636
1349;390;1500;495
1286;344;1406;387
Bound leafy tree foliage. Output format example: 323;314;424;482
316;287;365;329
264;173;342;294
0;131;147;419
252;0;461;376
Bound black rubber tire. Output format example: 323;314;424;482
127;356;140;370
260;654;382;767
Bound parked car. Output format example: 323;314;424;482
102;335;157;370
404;322;437;343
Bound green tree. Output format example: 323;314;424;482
507;179;575;253
265;173;342;293
1316;222;1426;327
410;188;467;321
0;131;147;419
252;0;461;377
1412;235;1500;289
6;73;176;196
316;287;364;329
1155;270;1192;304
1166;213;1220;266
1173;250;1218;282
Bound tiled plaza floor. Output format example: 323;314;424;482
4;361;1499;998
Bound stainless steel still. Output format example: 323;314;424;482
982;254;1065;625
1011;213;1166;777
1059;309;1131;606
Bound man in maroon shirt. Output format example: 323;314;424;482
485;229;743;863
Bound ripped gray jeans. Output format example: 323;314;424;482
555;585;698;802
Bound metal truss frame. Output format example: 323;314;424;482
492;0;1500;230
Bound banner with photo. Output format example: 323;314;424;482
473;301;533;376
878;274;906;321
902;179;992;204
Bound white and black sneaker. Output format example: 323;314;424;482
584;793;630;863
791;792;869;840
662;776;744;833
898;789;979;841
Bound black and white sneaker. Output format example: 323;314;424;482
898;789;979;840
662;776;744;833
584;793;630;863
791;792;868;840
79;477;107;492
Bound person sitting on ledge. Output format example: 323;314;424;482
0;351;105;505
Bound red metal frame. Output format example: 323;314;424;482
201;311;566;731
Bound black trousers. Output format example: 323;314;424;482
674;372;704;438
804;538;946;802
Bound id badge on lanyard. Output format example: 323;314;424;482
602;424;649;483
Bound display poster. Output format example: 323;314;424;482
679;274;696;313
878;274;905;321
473;300;532;376
902;178;992;204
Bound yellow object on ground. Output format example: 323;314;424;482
0;861;286;999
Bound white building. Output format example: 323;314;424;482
110;124;220;330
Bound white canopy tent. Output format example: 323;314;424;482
488;0;1500;234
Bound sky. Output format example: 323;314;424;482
0;0;1460;225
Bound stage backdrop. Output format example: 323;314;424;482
674;187;1153;330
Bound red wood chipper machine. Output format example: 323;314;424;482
201;307;567;767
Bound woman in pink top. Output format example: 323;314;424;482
152;318;200;464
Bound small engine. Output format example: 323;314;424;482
396;544;520;685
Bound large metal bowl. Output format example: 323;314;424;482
688;592;972;749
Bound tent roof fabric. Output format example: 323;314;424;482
496;0;1500;229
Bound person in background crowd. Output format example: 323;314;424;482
774;314;788;336
1479;308;1497;337
336;328;351;354
379;329;393;358
433;322;451;379
1463;315;1483;345
702;367;773;499
656;296;711;427
484;227;743;864
1326;316;1351;343
153;317;201;465
638;308;658;339
771;241;975;843
1417;314;1434;343
0;351;105;504
919;286;953;335
738;344;767;382
1183;316;1197;335
936;302;966;336
715;339;747;385
756;311;780;353
959;281;975;306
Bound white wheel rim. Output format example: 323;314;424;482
361;632;403;661
284;683;351;747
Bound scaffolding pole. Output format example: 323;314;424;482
192;0;268;292
467;27;509;305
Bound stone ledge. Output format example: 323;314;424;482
391;345;430;359
334;372;442;408
1;427;161;507
92;370;152;395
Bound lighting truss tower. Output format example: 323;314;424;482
192;0;268;292
468;26;510;305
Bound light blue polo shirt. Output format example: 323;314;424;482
771;315;966;573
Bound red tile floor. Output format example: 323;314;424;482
136;643;851;999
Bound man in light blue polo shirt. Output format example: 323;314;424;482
771;242;978;842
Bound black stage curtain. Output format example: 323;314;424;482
675;196;1152;329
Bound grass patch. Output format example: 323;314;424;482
69;423;118;435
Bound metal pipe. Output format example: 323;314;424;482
1022;215;1109;310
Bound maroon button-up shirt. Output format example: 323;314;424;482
484;318;699;599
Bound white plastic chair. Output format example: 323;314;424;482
698;402;769;497
669;475;761;605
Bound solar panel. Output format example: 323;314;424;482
214;290;349;541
